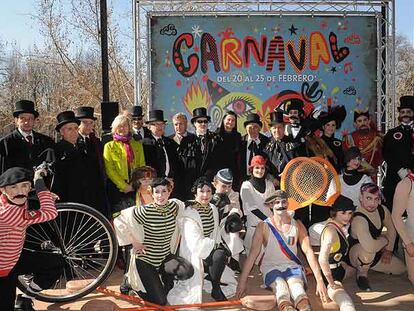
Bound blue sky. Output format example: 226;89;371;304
0;0;413;50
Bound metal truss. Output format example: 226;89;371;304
133;0;396;133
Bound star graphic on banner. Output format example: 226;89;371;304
330;66;337;73
191;25;203;38
289;24;298;35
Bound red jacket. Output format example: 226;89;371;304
0;191;57;277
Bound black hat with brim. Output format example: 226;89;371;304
0;167;33;187
398;96;414;111
13;100;39;118
146;109;167;124
128;105;144;118
285;98;304;113
75;106;97;120
268;111;285;126
320;105;347;129
55;111;80;131
244;113;262;128
191;107;211;123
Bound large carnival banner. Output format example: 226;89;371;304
150;14;377;134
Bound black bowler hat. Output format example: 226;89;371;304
146;110;167;123
268;111;285;126
55;111;80;131
75;106;97;120
0;167;33;187
398;96;414;111
285;98;304;113
243;113;262;128
128;105;144;118
331;195;356;212
191;107;211;123
13;100;39;118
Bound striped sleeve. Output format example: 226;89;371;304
133;205;146;225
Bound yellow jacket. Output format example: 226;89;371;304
104;139;146;191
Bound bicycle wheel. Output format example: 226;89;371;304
17;202;118;302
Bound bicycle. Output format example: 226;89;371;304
16;152;118;303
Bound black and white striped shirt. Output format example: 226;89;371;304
133;200;178;267
195;203;215;238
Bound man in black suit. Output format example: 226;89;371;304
239;113;269;182
383;96;414;211
0;100;55;174
178;107;222;199
142;110;183;198
75;106;109;217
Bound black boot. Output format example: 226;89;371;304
211;282;227;301
120;274;132;295
14;294;35;311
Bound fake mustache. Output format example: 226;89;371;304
289;116;299;121
12;194;27;200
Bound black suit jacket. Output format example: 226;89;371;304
0;129;55;173
239;133;270;181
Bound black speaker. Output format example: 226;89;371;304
101;101;119;132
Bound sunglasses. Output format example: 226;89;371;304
196;119;209;124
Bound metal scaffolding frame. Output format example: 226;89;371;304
133;0;396;133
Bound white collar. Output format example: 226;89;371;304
18;128;33;139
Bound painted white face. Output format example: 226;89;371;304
194;118;209;135
195;185;212;205
152;185;171;205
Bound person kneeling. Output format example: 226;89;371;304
236;190;328;311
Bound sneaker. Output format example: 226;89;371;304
14;294;35;311
356;276;372;291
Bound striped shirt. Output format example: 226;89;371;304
133;200;178;267
0;191;57;277
195;203;214;238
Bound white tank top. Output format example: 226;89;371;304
405;175;414;241
260;217;300;275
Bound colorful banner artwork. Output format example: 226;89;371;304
150;14;377;135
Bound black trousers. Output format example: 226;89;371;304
0;249;63;311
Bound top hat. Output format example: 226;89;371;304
146;110;167;124
75;106;97;120
398;96;414;111
244;113;263;128
191;107;211;123
13;100;39;118
285;98;304;113
268;111;285;126
128;105;144;118
55;111;80;131
320;105;347;129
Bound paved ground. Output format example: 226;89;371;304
30;263;414;311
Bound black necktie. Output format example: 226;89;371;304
199;135;206;153
136;131;143;140
26;135;33;146
156;138;167;175
248;140;258;164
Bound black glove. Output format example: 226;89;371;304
211;192;230;209
224;213;243;233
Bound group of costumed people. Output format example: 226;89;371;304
0;93;413;311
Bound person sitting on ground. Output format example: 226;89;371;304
348;183;406;291
0;167;61;311
114;165;157;295
122;178;193;305
211;168;244;273
236;190;328;311
339;147;372;207
392;167;414;285
318;195;356;311
168;177;237;304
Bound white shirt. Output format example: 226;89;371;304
18;128;34;143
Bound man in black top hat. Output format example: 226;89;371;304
264;111;302;185
125;105;151;141
52;111;108;215
141;110;183;198
239;113;269;182
178;107;222;199
0;100;55;174
383;95;414;211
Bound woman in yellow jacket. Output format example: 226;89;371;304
104;115;146;218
